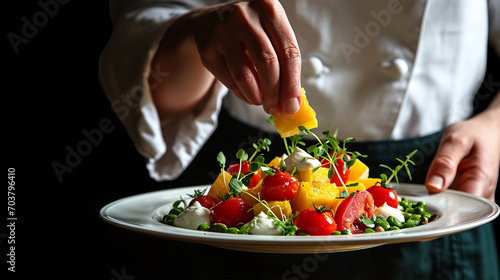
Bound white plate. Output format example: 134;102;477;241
100;183;499;254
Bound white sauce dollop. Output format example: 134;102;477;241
173;201;211;230
284;148;321;173
245;212;282;235
374;202;405;223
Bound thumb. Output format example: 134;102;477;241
425;132;472;193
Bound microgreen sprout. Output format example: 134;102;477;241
283;134;306;155
287;125;366;193
169;197;187;215
379;149;417;188
270;211;299;236
187;188;208;199
249;138;272;162
220;137;275;191
217;151;227;186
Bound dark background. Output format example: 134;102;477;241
5;1;500;279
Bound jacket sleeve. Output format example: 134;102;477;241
98;0;227;181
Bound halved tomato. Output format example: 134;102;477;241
334;191;375;234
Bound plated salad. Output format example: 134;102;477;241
161;129;437;236
161;90;438;236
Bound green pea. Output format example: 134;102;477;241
163;214;177;225
331;231;342;235
416;201;426;208
225;227;239;234
197;224;210;231
403;214;421;228
399;199;411;210
413;207;425;215
403;212;412;221
341;229;351;235
375;217;390;231
387;216;403;228
238;225;250;234
210;223;228;233
364;228;376;234
168;208;183;215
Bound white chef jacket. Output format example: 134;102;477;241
99;0;500;181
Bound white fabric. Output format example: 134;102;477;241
99;0;499;181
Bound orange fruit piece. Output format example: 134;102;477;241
207;171;232;202
240;182;263;207
252;200;293;220
291;182;339;212
271;88;318;138
349;159;370;181
355;178;382;189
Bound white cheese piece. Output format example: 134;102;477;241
284;147;321;173
173;201;211;230
374;202;405;223
245;212;282;235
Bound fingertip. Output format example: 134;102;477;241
426;175;444;193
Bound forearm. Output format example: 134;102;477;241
149;11;216;124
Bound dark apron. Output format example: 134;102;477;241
161;108;499;280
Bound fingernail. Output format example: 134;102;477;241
267;107;278;115
285;98;300;114
427;175;443;189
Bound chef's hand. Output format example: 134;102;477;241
189;0;302;114
426;92;500;201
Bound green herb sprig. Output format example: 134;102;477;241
216;138;275;195
379;149;417;188
290;125;367;192
270;211;299;236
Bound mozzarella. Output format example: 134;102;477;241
245;212;283;235
173;201;211;230
284;147;321;173
374;202;405;223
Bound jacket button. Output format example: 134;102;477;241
302;55;329;77
381;57;409;79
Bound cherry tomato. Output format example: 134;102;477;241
210;197;254;228
367;185;399;208
188;195;218;209
261;169;299;201
334;191;375;234
294;208;336;235
320;152;352;186
227;162;262;188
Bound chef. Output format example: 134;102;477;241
99;0;499;278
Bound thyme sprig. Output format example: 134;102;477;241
379;149;417;188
